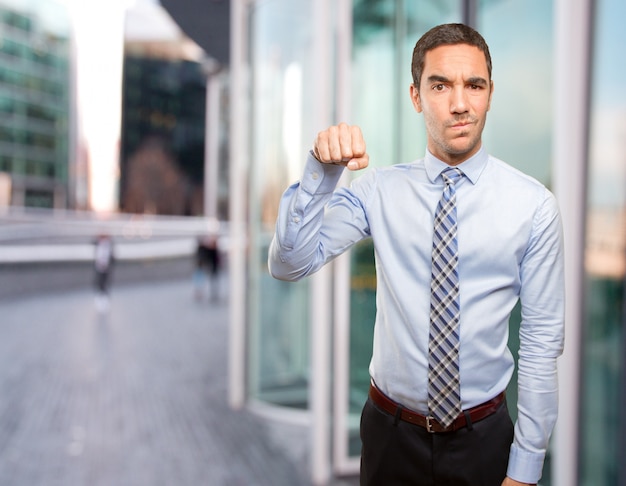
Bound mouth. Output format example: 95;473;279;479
450;120;473;129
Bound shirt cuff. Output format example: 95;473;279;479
300;151;345;195
506;444;545;484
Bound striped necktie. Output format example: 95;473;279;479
428;167;464;428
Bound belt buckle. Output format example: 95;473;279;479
425;416;436;433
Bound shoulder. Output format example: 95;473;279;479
486;155;560;218
487;156;545;188
486;156;554;198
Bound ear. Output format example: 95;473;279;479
410;84;422;113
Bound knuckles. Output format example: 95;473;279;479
314;123;367;165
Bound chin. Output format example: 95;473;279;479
450;138;479;155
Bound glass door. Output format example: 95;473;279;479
247;0;316;408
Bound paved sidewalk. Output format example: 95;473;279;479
0;274;359;485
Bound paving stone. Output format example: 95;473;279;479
0;273;359;486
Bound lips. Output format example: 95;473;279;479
450;120;474;128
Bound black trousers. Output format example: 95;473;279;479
360;397;514;486
95;270;111;294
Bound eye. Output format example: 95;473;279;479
432;84;446;92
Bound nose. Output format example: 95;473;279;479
450;86;469;114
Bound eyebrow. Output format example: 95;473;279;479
426;75;450;84
426;75;489;87
467;76;489;87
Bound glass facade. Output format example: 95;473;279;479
247;0;317;407
120;56;207;215
239;0;626;483
580;0;626;484
0;0;70;208
478;0;554;184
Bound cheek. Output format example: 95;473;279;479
472;96;492;114
423;109;445;130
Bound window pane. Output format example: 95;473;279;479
580;0;626;484
247;0;314;408
479;0;554;184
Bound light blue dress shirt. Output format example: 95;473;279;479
268;146;565;484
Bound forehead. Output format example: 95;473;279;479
422;44;489;79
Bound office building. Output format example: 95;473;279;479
227;1;626;485
0;0;70;208
121;1;220;216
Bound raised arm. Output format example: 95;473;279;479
268;123;371;281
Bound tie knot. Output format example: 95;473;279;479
441;167;464;186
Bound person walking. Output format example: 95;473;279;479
268;23;564;486
193;234;221;302
93;233;114;312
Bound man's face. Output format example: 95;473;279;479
410;43;493;166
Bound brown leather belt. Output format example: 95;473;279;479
369;382;505;433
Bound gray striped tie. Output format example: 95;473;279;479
428;167;464;428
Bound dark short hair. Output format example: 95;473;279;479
411;23;492;89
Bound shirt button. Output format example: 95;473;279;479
311;171;319;180
293;216;301;223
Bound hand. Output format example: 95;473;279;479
501;477;536;486
313;123;369;171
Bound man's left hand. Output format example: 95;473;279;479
501;477;536;486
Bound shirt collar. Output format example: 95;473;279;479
424;145;488;185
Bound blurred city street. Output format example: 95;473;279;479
0;0;622;483
0;265;358;486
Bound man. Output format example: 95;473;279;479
268;23;564;486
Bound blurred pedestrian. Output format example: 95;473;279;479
93;234;114;312
193;234;220;301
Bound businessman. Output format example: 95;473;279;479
269;23;564;486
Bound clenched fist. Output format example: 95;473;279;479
313;123;369;171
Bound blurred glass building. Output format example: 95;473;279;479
0;0;70;208
0;0;226;217
227;0;626;485
121;1;229;218
121;46;208;216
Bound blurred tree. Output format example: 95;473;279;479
122;137;189;215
